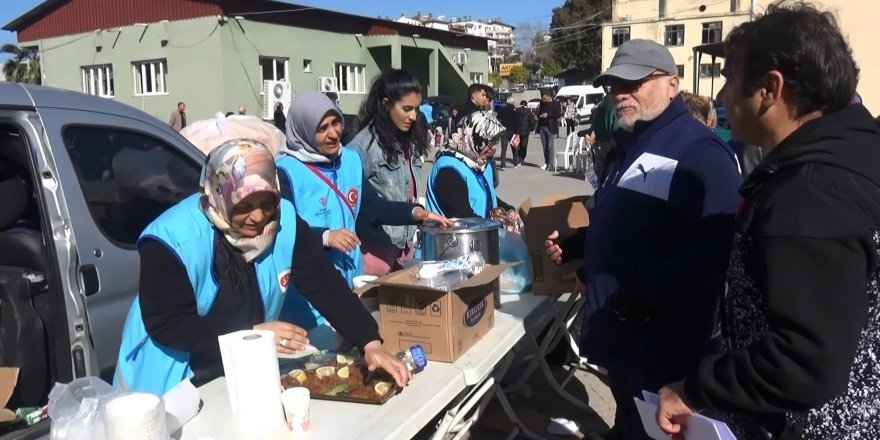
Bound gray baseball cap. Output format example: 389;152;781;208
593;39;677;87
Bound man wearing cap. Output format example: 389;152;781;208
545;39;742;439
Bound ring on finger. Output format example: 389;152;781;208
280;338;289;347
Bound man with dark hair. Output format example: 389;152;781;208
545;38;742;439
536;90;561;170
168;101;187;132
658;2;880;438
456;83;493;126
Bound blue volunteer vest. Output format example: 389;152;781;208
427;154;497;218
276;148;364;329
113;194;296;396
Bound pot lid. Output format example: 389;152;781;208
419;217;501;234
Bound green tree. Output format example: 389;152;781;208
488;72;503;88
509;65;530;85
2;44;41;84
549;0;611;77
542;59;563;78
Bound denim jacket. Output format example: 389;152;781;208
348;124;423;249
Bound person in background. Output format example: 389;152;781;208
225;112;234;118
447;106;459;136
276;92;450;326
115;138;411;396
348;69;433;276
590;92;618;183
496;96;519;170
545;39;742;439
514;100;536;168
238;106;246;115
427;111;517;218
169;102;187;132
273;102;286;132
681;92;711;125
419;99;434;126
536;90;561;171
455;83;493;126
564;97;578;136
657;3;880;438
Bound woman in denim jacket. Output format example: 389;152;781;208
348;69;429;276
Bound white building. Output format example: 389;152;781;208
395;13;517;71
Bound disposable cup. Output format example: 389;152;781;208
352;275;378;289
281;387;310;435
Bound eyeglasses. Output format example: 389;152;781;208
607;73;670;94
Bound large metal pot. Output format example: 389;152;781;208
419;218;502;307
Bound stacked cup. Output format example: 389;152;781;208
281;387;311;436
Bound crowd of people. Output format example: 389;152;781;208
546;2;879;439
132;1;880;438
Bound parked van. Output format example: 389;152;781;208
555;85;606;124
0;82;204;438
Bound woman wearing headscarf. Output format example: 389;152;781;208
427;111;517;218
347;69;430;276
276;91;450;328
114;138;411;396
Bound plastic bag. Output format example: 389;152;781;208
499;229;532;293
48;377;122;440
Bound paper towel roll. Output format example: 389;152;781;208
104;393;168;440
218;329;285;438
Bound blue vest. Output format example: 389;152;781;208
427;154;497;218
113;194;296;395
276;149;363;329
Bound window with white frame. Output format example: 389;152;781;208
132;59;167;96
335;63;366;93
471;73;484;85
82;64;114;97
260;56;289;81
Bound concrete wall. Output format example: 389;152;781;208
23;16;490;122
602;0;750;98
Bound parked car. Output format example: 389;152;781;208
527;98;542;112
0;83;204;438
555;85;606;124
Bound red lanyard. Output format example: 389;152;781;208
305;164;356;219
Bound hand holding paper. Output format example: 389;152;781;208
634;388;737;440
657;381;693;437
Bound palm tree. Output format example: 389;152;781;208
2;44;41;84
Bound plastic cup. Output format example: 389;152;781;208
281;387;310;435
352;275;378;289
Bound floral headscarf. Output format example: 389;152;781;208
200;138;280;262
444;111;505;171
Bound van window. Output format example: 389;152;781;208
62;126;200;247
587;93;605;106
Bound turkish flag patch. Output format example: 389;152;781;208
278;269;291;290
346;187;359;206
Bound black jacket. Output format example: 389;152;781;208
497;104;517;132
536;100;560;135
515;106;535;136
684;105;880;439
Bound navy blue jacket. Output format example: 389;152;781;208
579;97;742;373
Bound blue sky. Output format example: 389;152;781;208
1;0;557;48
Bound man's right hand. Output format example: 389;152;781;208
545;230;564;265
327;228;360;253
254;321;310;355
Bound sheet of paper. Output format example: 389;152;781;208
634;397;671;440
163;379;200;435
636;390;737;440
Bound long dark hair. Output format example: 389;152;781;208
358;69;428;164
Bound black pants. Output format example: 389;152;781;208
566;118;577;135
498;130;518;168
517;133;529;162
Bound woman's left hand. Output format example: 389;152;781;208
363;340;412;388
413;207;453;228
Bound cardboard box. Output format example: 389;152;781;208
376;264;509;362
0;367;19;424
519;195;590;295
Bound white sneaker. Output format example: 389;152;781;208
540;164;547;170
514;163;521;169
